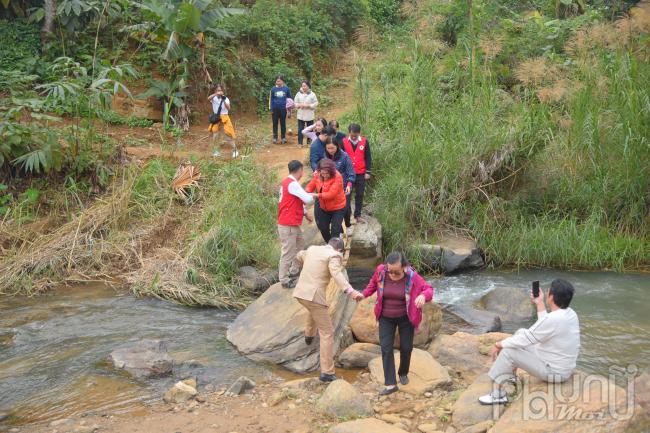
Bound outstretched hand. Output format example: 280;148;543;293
351;290;364;302
414;294;426;309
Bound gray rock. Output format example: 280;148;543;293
440;303;502;334
237;266;278;293
226;280;357;373
108;339;173;379
350;215;382;258
451;374;504;428
415;236;484;274
476;287;534;323
337;343;381;368
173;359;220;388
316;379;372;418
225;376;255;396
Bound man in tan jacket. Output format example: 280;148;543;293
292;237;362;382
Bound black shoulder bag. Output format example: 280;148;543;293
209;97;224;124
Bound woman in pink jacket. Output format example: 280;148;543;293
352;251;435;395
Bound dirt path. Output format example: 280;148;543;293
102;51;358;178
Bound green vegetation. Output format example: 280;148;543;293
358;0;649;271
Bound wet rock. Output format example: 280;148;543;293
369;349;451;395
108;339;173;379
225;376;255;396
451;374;504;429
316;379;372;418
415;236;484;274
350;296;442;348
337;343;381;368
490;371;636;433
328;418;409;433
439;304;502;335
428;332;511;383
476;287;534;323
163;380;197;404
226;281;357;373
350;215;382;258
173;359;221;388
237;266;278;293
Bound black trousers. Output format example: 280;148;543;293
297;119;313;145
344;174;366;227
379;315;415;386
272;108;287;139
315;202;345;243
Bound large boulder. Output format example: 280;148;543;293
440;303;502;335
416;236;484;274
329;418;409;433
369;348;451;395
350;295;442;348
236;266;278;293
337;343;381;368
488;371;638;433
428;332;511;383
629;367;650;432
108;339;173;379
452;374;505;429
316;379;373;418
226;280;357;373
351;215;382;258
477;287;534;323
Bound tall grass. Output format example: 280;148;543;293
361;0;649;270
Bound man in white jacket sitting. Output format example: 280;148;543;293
479;278;581;405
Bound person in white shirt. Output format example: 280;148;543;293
294;80;319;148
277;160;314;289
479;278;581;405
208;83;238;158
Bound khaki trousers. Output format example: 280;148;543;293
278;224;304;285
297;298;335;375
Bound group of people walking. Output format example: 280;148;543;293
217;76;582;403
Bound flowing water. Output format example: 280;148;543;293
0;270;648;428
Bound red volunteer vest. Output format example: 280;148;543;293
278;177;304;226
342;136;367;174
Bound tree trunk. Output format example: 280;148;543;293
42;0;56;36
176;103;191;132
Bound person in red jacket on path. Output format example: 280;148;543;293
278;160;314;289
350;251;435;395
305;159;347;243
342;123;372;228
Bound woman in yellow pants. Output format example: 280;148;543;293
208;83;238;158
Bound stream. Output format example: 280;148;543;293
1;269;648;428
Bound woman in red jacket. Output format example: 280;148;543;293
305;158;347;242
352;251;435;395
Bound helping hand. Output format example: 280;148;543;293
305;214;313;223
351;290;364;302
414;294;426;309
345;185;351;195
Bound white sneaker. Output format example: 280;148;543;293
232;149;239;158
478;390;508;405
212;150;221;158
346;226;354;236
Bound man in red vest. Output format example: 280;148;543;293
342;123;372;228
278;160;314;288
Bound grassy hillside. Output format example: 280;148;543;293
355;0;649;270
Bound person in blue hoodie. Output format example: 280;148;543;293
310;125;333;172
269;75;292;144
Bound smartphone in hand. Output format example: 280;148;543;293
532;280;540;298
